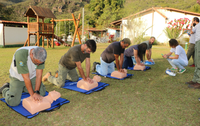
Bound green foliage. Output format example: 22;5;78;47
164;18;191;39
189;4;200;13
0;3;14;20
1;0;200;39
164;27;181;39
44;18;51;23
54;20;82;38
85;0;124;28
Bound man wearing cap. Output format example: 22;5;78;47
141;36;155;62
92;38;131;76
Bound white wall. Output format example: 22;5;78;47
122;16;149;43
122;12;162;43
140;12;153;36
0;24;3;46
151;11;168;43
4;26;35;46
158;9;200;43
122;9;200;44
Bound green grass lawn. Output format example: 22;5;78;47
0;44;200;126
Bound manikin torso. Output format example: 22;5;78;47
22;90;61;115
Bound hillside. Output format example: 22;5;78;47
1;0;90;21
123;0;197;16
1;0;200;27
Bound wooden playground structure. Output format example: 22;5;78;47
24;6;82;48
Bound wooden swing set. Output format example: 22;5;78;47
53;13;82;47
24;6;82;48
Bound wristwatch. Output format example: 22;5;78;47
34;90;40;94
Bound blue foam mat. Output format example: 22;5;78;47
62;78;109;94
127;66;151;71
0;91;70;119
144;61;155;65
92;72;133;80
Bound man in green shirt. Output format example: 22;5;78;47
0;46;47;106
141;36;155;62
43;39;97;87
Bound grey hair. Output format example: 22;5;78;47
32;47;47;62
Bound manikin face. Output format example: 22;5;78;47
149;38;155;44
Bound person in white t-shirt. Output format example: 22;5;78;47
162;39;188;74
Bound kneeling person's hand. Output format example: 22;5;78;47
32;93;43;102
87;77;94;84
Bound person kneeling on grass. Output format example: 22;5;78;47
141;36;155;63
162;39;188;74
42;39;97;87
122;43;147;69
0;46;47;106
92;38;130;76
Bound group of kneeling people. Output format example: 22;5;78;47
0;36;191;107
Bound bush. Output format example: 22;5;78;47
164;18;191;39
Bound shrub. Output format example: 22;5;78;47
164;18;191;39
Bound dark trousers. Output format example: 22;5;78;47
122;55;133;69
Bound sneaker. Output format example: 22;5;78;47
170;68;178;72
92;62;100;72
165;69;176;76
178;69;186;74
198;98;200;101
188;83;200;89
189;64;195;67
0;82;9;94
185;81;196;85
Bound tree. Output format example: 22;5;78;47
0;3;14;20
85;0;124;28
